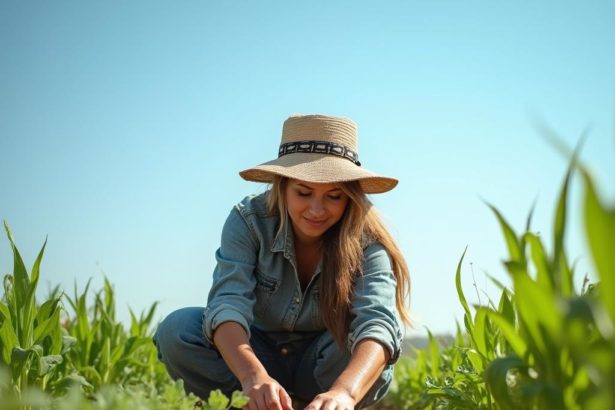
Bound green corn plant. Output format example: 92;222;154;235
385;136;614;409
63;278;165;389
451;150;615;408
384;327;493;409
0;224;248;408
61;272;249;405
0;222;69;399
123;301;178;390
481;157;613;409
578;157;615;407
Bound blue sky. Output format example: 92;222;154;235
1;1;614;336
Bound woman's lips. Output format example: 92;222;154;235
304;217;327;227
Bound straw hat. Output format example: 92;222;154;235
239;114;398;194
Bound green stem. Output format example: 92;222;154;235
20;365;28;402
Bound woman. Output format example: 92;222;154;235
154;114;410;410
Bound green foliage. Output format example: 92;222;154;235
475;156;615;409
0;224;248;409
386;330;493;409
383;147;615;409
0;222;66;396
62;277;167;390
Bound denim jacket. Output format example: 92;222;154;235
203;192;404;363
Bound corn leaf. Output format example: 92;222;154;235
484;356;526;410
34;354;62;377
4;222;29;345
484;309;527;359
497;290;515;327
525;233;553;292
512;273;561;353
427;329;440;378
466;348;484;372
33;308;61;344
35;298;60;325
21;238;48;348
485;203;524;264
581;168;615;323
473;308;488;358
0;303;19;364
11;346;39;380
455;247;472;327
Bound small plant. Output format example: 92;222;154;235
63;277;166;390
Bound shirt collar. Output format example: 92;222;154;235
271;218;294;257
271;216;323;275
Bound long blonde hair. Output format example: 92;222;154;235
267;176;411;346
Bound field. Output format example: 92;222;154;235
1;152;613;409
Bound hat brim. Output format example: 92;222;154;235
239;153;398;194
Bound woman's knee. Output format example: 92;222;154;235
153;306;206;363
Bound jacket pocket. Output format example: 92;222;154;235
253;270;280;317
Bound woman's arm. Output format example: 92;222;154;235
305;338;389;409
306;243;402;409
213;321;293;410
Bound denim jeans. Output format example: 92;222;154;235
153;307;393;408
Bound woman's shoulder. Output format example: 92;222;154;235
227;192;280;240
361;237;392;268
233;192;273;218
361;234;383;252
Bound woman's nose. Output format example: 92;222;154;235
309;198;325;216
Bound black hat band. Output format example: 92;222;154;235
278;140;361;166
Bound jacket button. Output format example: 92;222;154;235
294;297;300;303
280;346;289;355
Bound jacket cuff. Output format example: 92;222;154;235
202;306;251;345
348;320;402;365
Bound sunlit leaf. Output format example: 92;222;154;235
524;233;553;291
427;329;440;378
230;390;249;408
473;308;488;358
207;389;230;410
581;168;615;322
485;203;524;264
552;150;576;297
484;310;527;359
455;248;474;343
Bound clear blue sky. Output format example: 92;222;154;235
1;1;614;336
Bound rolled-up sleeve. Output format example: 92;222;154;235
347;242;404;364
203;207;259;343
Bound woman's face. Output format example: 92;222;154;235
285;179;349;244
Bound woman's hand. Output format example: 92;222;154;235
303;387;356;410
212;322;292;410
241;372;293;410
